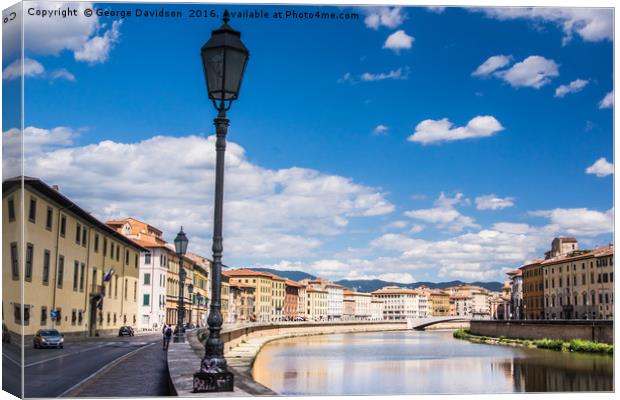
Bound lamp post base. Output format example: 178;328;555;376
192;370;234;392
173;332;185;343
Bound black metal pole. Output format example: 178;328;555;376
176;259;186;339
194;108;234;392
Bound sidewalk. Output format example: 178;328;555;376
65;340;171;397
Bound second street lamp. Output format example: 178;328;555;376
174;227;188;341
193;9;249;393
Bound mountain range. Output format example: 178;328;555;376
246;268;503;292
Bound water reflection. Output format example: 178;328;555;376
251;331;612;395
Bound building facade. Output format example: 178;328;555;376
521;260;544;320
306;287;328;320
3;177;144;337
371;286;428;320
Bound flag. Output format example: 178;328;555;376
103;268;114;282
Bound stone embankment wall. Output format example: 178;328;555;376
470;320;613;344
198;320;409;355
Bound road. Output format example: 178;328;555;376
2;333;169;398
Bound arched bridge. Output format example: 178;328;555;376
407;316;472;330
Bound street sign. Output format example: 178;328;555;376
50;309;59;321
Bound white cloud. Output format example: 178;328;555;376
408;115;504;144
361;68;408;81
385;220;407;229
585;158;613;177
473;7;613;44
472;55;512;77
599;91;613;109
373;124;389;135
364;7;405;30
383;30;414;53
74;20;122;64
405;192;478;232
475;194;515;210
554;79;589;98
50;69;76;82
24;2;121;64
337;72;354;84
426;7;446;14
7;128;394;260
409;224;424;234
2;58;45;80
495;56;559;89
378;273;416;284
530;208;613;237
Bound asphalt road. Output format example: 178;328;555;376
2;333;167;398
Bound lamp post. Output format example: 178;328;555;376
174;227;189;341
193;9;249;393
188;284;194;326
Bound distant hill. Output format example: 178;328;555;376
248;268;316;282
335;279;503;293
244;268;502;292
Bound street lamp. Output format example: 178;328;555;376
188;284;194;326
174;227;189;341
194;10;249;393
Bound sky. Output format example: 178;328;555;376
2;3;614;284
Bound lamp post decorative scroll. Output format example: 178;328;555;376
174;227;189;341
193;9;249;393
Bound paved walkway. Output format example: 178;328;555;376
68;340;171;397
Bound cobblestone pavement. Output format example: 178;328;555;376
69;340;171;397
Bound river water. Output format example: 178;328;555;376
251;330;613;395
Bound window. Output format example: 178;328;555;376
115;276;119;298
10;242;19;280
13;304;21;325
82;227;87;247
124;278;128;300
57;255;64;288
135;254;138;268
603;273;609;283
145;253;151;264
144;273;151;285
110;243;115;259
94;234;99;252
73;261;79;291
125;250;129;265
134;281;137;301
56;308;62;326
25;243;34;282
75;223;81;244
23;305;31;326
107;312;110;324
143;294;150;306
29;197;37;223
80;263;85;291
42;250;50;285
605;293;609;304
103;238;108;256
592;292;596;305
92;269;97;290
71;310;77;325
116;246;120;261
582;274;586;285
599;293;603;304
7;197;15;222
78;310;83;325
46;206;53;230
41;306;47;325
60;215;66;237
573;276;576;286
598;274;602;283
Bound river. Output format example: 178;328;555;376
251;330;613;394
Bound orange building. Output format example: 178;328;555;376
284;280;302;320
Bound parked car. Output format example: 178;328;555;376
118;326;134;337
33;329;64;349
2;323;10;343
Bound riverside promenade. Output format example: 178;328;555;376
167;320;409;396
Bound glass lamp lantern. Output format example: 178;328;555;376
201;10;250;107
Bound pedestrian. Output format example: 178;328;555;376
163;325;172;350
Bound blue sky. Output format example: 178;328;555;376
3;4;614;283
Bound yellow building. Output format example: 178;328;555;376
306;287;328;321
224;269;277;322
3;177;144;337
268;273;286;321
542;244;614;320
186;253;210;328
165;251;194;327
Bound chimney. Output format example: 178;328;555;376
51;185;60;191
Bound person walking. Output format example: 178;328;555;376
163;324;172;350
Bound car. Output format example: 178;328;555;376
2;323;10;343
118;326;134;337
33;329;64;349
